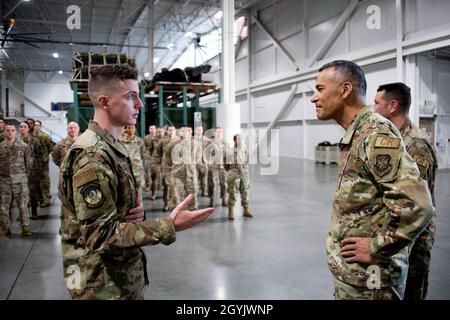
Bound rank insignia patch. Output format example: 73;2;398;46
82;185;104;208
374;154;392;177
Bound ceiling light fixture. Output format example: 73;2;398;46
53;52;59;58
153;57;160;63
58;70;63;74
144;72;150;78
185;32;193;38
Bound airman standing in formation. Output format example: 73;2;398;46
225;134;253;220
148;127;164;200
0;124;33;238
19;121;46;219
193;126;210;197
0;117;5;142
52;121;80;168
165;126;199;210
143;125;157;192
119;125;146;191
161;125;176;211
33;120;55;207
374;82;438;300
311;60;433;300
205;127;228;207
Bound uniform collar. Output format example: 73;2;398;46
399;117;412;135
88;120;129;157
340;106;371;146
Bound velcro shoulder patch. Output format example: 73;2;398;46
74;167;98;188
413;154;429;168
374;135;400;149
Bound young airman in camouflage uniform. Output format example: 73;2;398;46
161;126;176;211
148;127;164;200
19;121;45;219
34;120;55;207
143;125;156;191
165;126;199;210
374;82;438;300
312;61;433;300
58;64;213;300
119;125;145;190
225;134;253;220
0;124;33;237
194;126;211;196
52;121;80;167
205;127;228;207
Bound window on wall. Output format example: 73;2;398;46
171;16;248;69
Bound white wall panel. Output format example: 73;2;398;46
278;124;303;158
281;32;305;62
348;0;396;52
236;58;249;91
237;95;249;123
276;0;303;40
252;85;292;123
252;46;276;80
282;95;303;121
307;0;348;27
404;0;450;35
308;16;340;57
362;59;397;107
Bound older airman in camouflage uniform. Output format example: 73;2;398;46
225;134;253;220
205;127;228;207
143;125;156;191
161;126;176;211
374;82;438;300
312;61;433;300
119;125;145;191
165;126;199;210
0;124;33;237
52;121;80;167
194;126;211;196
148;127;164;200
58;64;213;300
19;121;45;219
34;120;55;207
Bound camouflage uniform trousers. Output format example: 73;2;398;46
161;166;172;207
333;278;402;300
0;181;30;229
227;169;249;209
40;161;51;202
149;163;162;194
208;166;227;201
170;170;198;210
28;171;43;204
144;158;152;190
404;216;436;300
196;163;208;194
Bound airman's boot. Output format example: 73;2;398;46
21;226;33;236
222;196;228;207
228;207;234;220
0;228;12;238
31;201;39;220
243;208;253;218
209;198;215;207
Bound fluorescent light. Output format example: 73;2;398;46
213;10;223;19
58;70;63;74
153;57;160;63
144;72;150;78
53;52;59;58
166;43;174;50
185;32;193;38
1;48;9;59
23;0;30;2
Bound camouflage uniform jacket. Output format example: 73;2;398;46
400;119;437;205
194;136;211;164
161;135;175;168
165;136;197;179
327;107;433;288
52;137;76;167
143;133;154;160
204;138;227;169
225;145;249;173
58;121;176;300
119;134;145;181
149;136;163;165
0;139;32;183
21;134;43;176
0;130;4;143
35;131;55;162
